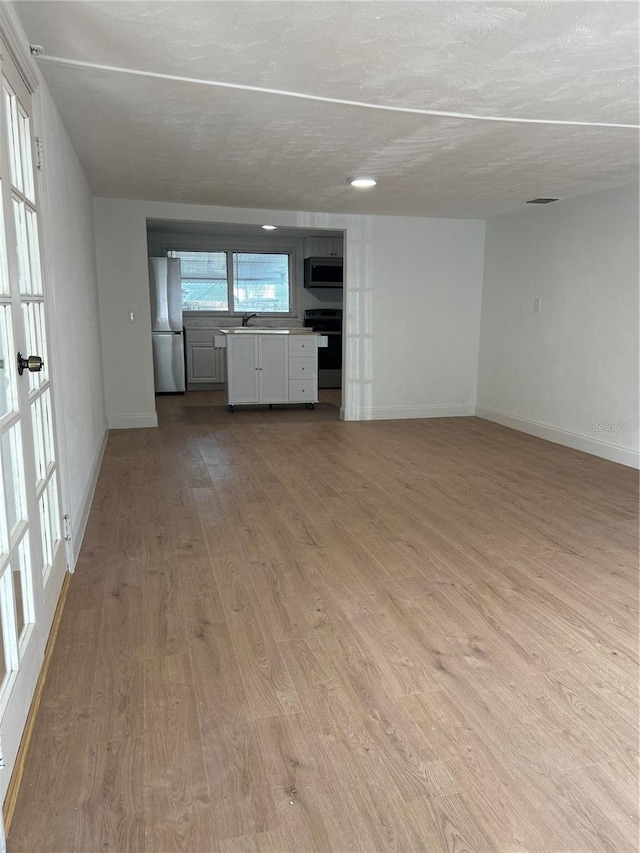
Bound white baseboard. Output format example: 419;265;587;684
107;412;158;429
340;403;475;422
475;406;640;469
70;427;109;566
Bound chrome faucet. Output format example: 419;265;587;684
242;312;258;327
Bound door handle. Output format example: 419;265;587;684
17;352;44;375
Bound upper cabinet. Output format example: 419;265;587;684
302;236;343;258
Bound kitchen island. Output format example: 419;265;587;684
214;328;326;410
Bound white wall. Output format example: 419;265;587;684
37;80;108;555
477;184;639;468
94;201;157;427
364;216;485;419
93;198;485;426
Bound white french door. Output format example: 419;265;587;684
0;42;64;803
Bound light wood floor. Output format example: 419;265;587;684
9;392;639;852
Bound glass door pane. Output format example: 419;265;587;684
1;422;26;536
12;534;31;641
3;84;22;194
0;303;17;418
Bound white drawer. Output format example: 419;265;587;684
289;336;317;356
289;357;316;380
289;380;317;402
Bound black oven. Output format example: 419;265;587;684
303;309;342;389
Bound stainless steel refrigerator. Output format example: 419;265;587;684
149;257;186;393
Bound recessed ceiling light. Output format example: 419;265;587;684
350;177;377;189
261;224;278;230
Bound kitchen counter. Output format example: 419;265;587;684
217;328;318;335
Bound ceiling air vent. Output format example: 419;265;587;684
526;197;560;204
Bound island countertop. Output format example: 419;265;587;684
216;327;319;335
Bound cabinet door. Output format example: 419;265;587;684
227;335;259;403
303;236;342;258
303;236;326;258
187;344;225;383
190;346;215;381
315;236;334;257
259;336;288;402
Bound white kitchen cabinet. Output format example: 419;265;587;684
226;334;289;406
185;329;226;387
302;236;343;258
220;332;322;409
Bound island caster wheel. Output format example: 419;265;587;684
228;404;235;412
306;403;315;410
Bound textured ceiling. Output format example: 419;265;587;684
15;0;640;218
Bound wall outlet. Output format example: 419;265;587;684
533;297;542;313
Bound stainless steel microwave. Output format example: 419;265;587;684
304;257;343;288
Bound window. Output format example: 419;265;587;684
168;249;292;314
175;251;228;311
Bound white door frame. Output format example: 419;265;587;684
0;7;68;815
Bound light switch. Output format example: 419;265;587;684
533;298;542;313
129;310;139;324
